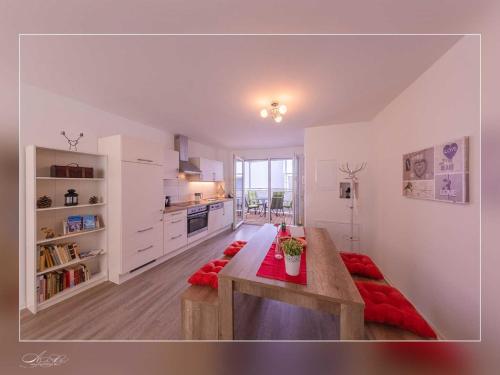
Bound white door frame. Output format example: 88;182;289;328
233;154;245;229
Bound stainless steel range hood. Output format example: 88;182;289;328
174;135;201;174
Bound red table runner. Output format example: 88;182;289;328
256;229;307;285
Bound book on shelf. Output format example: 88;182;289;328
67;215;83;232
37;264;91;303
63;215;101;234
82;215;97;230
79;249;104;258
37;242;81;272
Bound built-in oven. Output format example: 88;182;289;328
187;205;209;237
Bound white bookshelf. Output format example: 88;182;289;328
36;227;106;245
37;202;106;212
25;146;109;314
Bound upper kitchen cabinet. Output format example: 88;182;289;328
213;160;224;181
120;135;164;165
189;157;224;182
163;149;179;180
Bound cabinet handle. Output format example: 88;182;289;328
137;226;153;233
137;158;153;162
171;234;183;240
137;245;153;253
171;219;183;224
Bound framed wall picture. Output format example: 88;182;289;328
402;136;469;204
315;159;337;191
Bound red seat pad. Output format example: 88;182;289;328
224;245;242;257
340;252;384;280
224;241;247;257
187;259;229;289
355;281;437;339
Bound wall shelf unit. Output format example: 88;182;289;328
25;145;109;314
36;252;106;276
36;227;106;245
37;272;107;310
37;202;106;212
36;177;105;181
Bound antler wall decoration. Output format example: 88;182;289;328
60;130;84;151
339;162;367;183
338;161;367;252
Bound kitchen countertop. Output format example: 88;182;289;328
164;198;233;214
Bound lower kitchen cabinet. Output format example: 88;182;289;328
222;200;234;227
208;201;234;233
122;223;163;272
208;205;224;234
164;210;188;254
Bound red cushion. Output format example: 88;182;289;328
223;241;247;257
355;281;437;338
340;252;384;280
188;259;229;289
224;246;242;257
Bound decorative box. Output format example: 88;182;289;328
50;164;94;178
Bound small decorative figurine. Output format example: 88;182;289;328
88;195;99;204
37;195;52;209
40;227;55;239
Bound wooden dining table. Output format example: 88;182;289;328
217;223;365;340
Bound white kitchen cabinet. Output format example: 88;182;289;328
122;161;164;234
122;222;163;272
163;149;179;180
213;160;224;181
222;200;234;227
189;157;224;182
98;135;164;283
164;210;187;254
208;206;224;234
120;135;164;165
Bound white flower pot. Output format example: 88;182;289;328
284;253;301;276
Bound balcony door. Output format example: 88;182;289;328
239;158;298;226
270;158;295;225
233;155;245;229
243;159;269;225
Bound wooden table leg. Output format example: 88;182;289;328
340;303;364;340
218;277;234;340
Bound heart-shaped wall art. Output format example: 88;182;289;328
413;159;427;178
443;143;458;160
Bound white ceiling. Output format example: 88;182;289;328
20;35;460;149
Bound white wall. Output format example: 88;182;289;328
304;36;480;339
369;35;480;340
19;84;229;308
304;122;373;252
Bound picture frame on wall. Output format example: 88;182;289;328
402;136;469;204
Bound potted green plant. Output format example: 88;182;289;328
281;238;304;276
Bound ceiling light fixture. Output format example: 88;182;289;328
260;101;287;123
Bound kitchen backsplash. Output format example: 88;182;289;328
163;178;223;203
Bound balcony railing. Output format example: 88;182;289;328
244;188;293;202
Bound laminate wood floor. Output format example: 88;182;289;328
20;225;339;340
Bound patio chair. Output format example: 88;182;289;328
283;199;293;214
246;191;260;214
270;192;284;219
